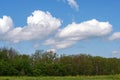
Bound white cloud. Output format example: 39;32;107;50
0;10;113;50
44;38;75;49
108;32;120;40
56;19;112;39
67;0;79;10
0;16;13;35
44;19;112;49
0;10;61;43
57;0;79;10
47;48;56;53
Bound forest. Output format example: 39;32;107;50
0;47;120;76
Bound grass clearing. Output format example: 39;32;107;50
0;75;120;80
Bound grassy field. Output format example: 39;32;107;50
0;75;120;80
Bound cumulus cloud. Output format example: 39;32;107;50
67;0;79;10
0;16;13;35
108;32;120;40
0;10;113;50
44;19;112;49
0;10;61;43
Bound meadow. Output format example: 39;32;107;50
0;75;120;80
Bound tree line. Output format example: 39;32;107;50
0;47;120;76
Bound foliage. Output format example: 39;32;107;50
0;48;120;76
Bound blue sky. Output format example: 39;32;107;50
0;0;120;57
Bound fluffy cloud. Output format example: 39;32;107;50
44;19;112;49
108;32;120;40
67;0;79;10
0;10;61;43
0;10;113;50
0;16;13;35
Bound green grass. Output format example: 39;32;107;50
0;75;120;80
